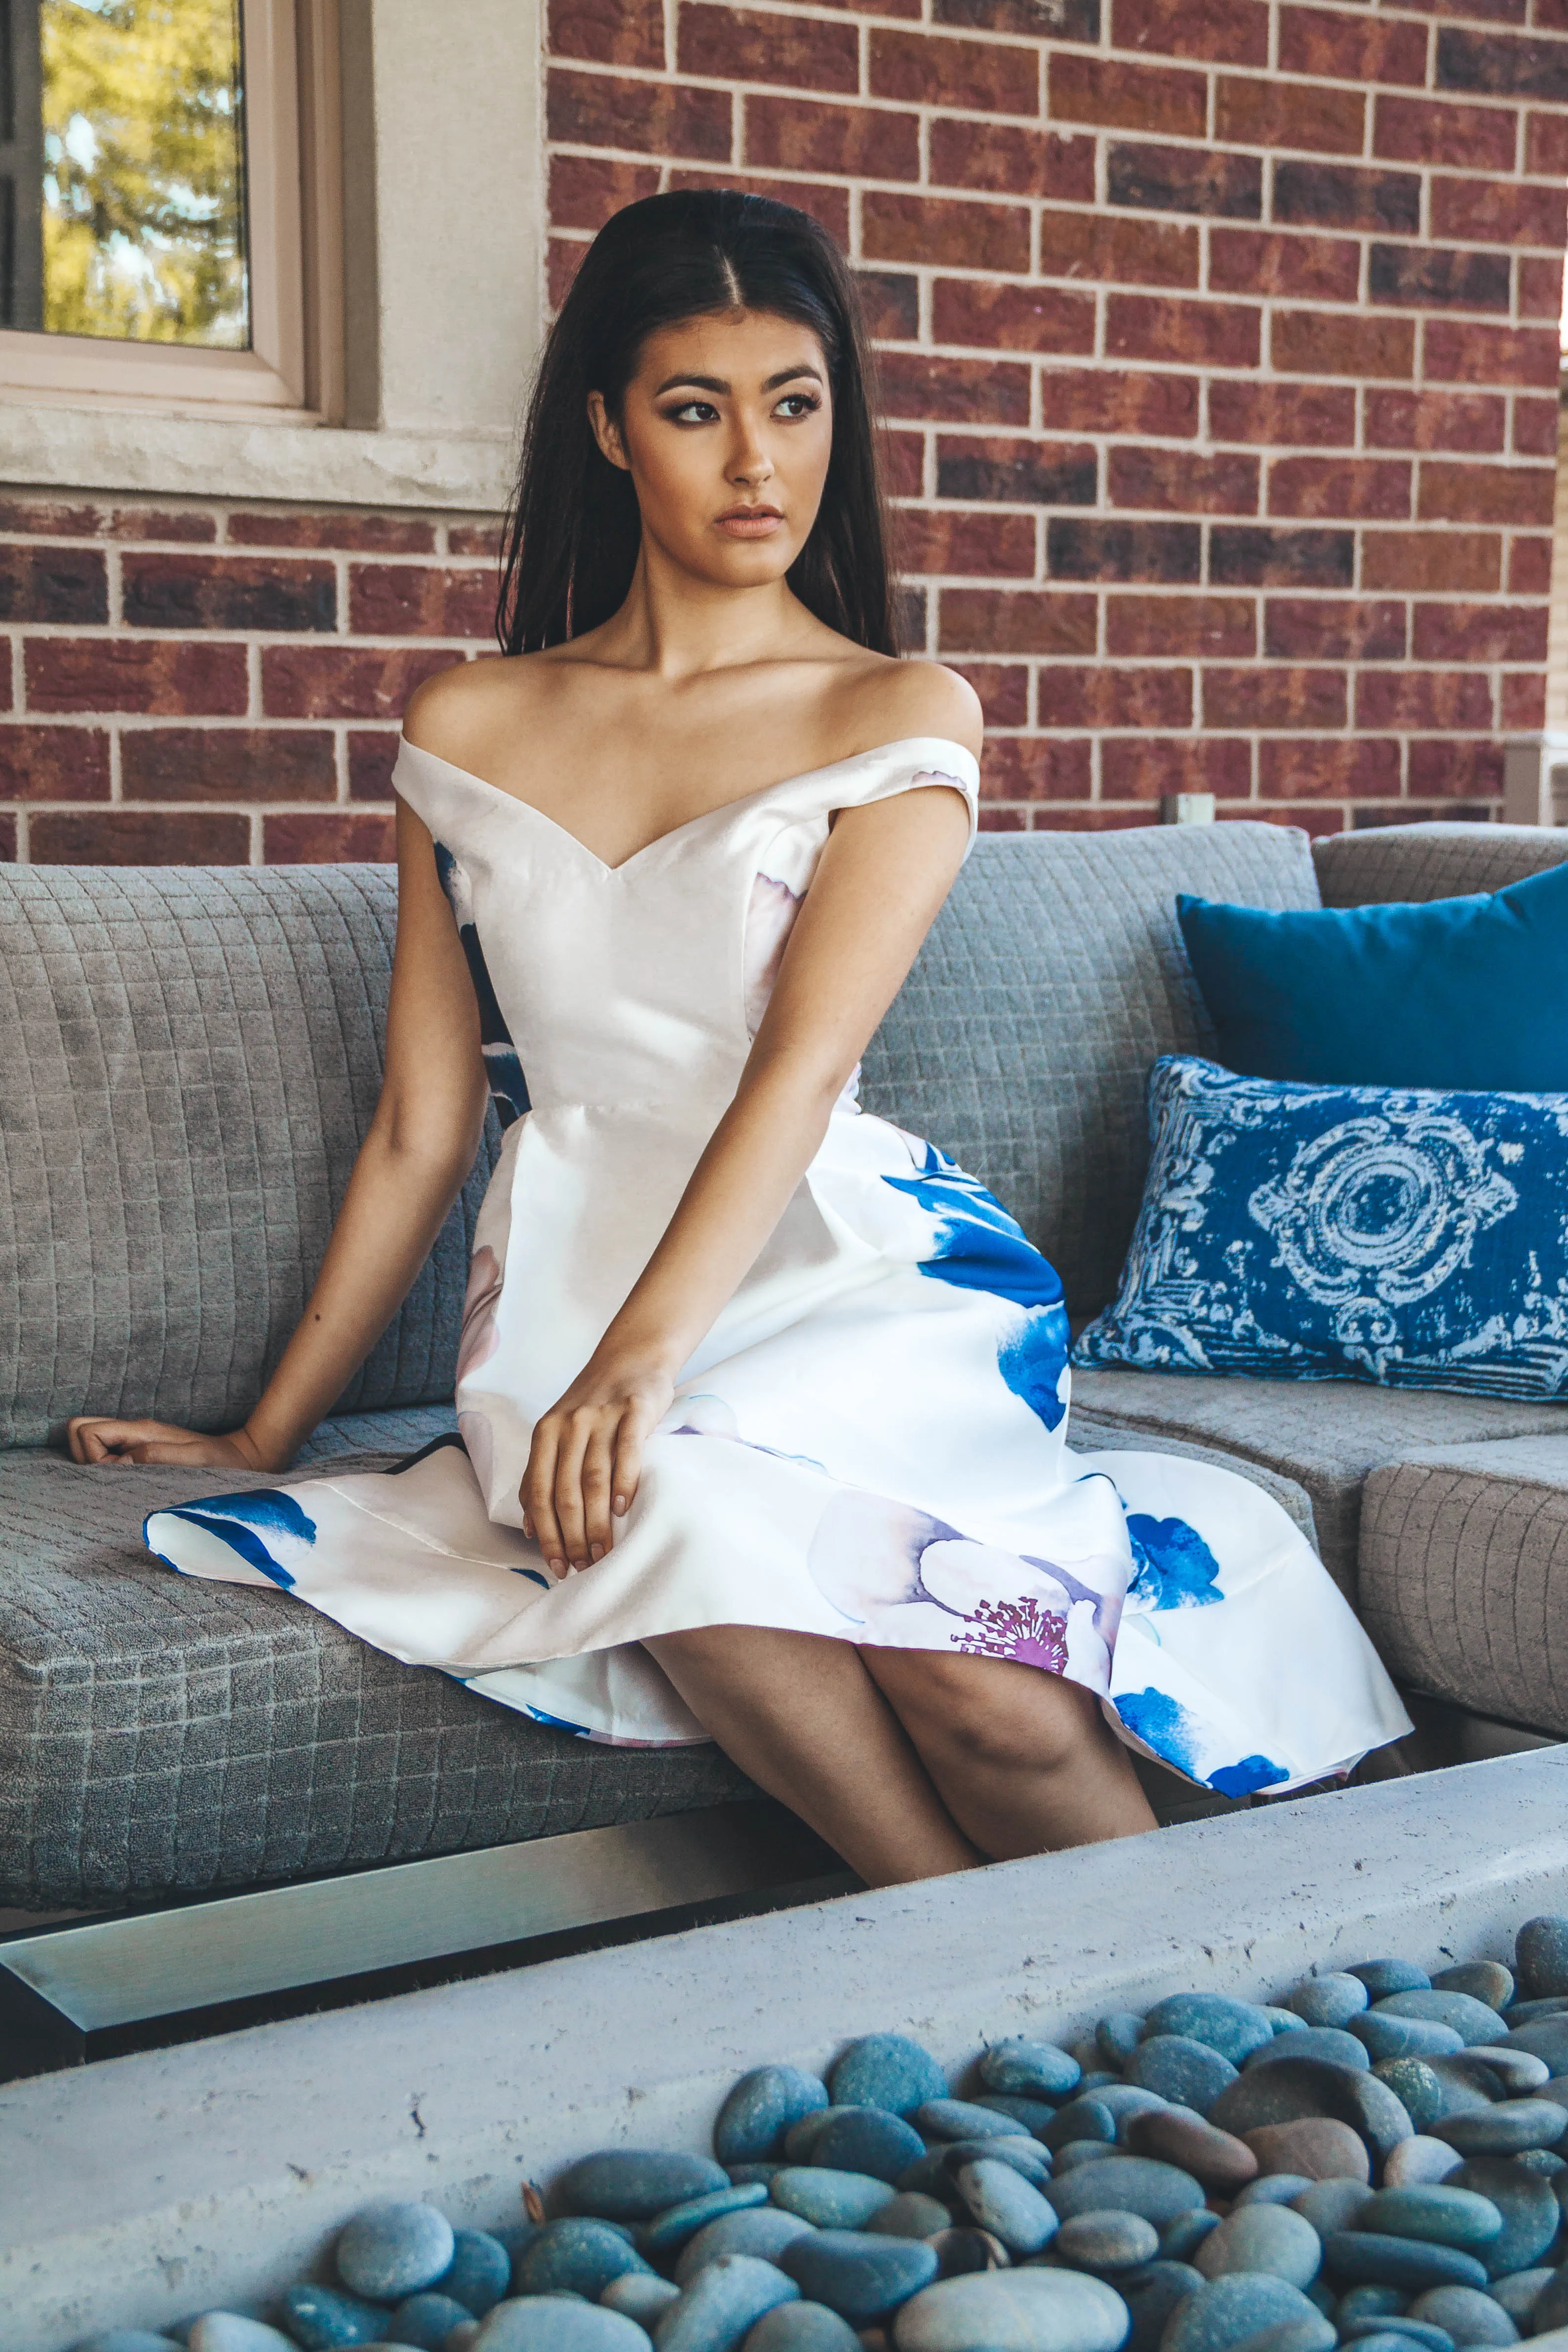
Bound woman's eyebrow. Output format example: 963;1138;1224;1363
650;363;826;396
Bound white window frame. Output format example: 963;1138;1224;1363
0;0;542;514
0;0;325;416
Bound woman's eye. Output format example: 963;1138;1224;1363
776;394;821;419
666;399;719;424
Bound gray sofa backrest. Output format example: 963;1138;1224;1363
0;823;1321;1440
860;819;1320;1316
1314;821;1568;906
0;866;496;1447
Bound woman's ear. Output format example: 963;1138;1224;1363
587;391;630;473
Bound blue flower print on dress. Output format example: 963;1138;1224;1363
1126;1513;1222;1610
885;1144;1064;1311
149;1489;317;1588
434;841;529;1126
1114;1685;1289;1796
997;1307;1072;1432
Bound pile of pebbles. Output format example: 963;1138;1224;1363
82;1916;1568;2352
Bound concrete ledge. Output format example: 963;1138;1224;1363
5;1750;1568;2348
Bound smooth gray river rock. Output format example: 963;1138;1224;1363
385;2294;471;2350
1225;2318;1337;2352
810;2108;926;2183
1351;1965;1432;2000
1142;1998;1276;2067
926;2225;1011;2278
605;2277;684;2326
1162;2213;1222;2261
1374;1998;1508;2049
1406;2288;1517;2346
1433;1966;1515;2012
1099;2014;1147;2068
517;2221;653;2299
891;2265;1131;2352
655;2255;799;2352
676;2207;816;2285
1433;2103;1568;2156
1196;2206;1322;2290
1056;2145;1123;2174
779;2229;938;2323
976;2094;1065;2139
1248;2032;1371;2076
1293;2182;1373;2235
784;2112;844;2164
917;2100;1023;2143
1053;2210;1160;2272
563;2155;730;2223
868;2193;957;2241
1164;2274;1330;2352
1285;1978;1371;2031
1235;2178;1315;2210
1383;2142;1465;2190
741;2304;860;2352
954;2159;1059;2254
1502;2019;1568;2074
1445;2156;1560;2277
1046;2155;1205;2229
642;2188;770;2256
716;2070;831;2166
478;2302;650;2352
1126;2037;1238;2115
1119;2259;1203;2352
1338;2325;1453;2352
935;2137;1051;2190
75;2339;179;2352
1353;2020;1467;2066
1487;2270;1552;2327
829;2036;947;2119
980;2042;1084;2103
1324;2235;1490;2291
1533;2270;1568;2337
770;2168;895;2230
277;2284;393;2348
1211;2059;1413;2156
187;2326;297;2352
1044;2100;1119;2153
1356;2188;1501;2248
1460;2053;1550;2097
334;2203;456;2300
1516;1920;1568;2003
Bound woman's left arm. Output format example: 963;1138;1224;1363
521;780;974;1573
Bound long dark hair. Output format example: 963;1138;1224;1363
496;190;896;657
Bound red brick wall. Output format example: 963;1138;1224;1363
3;0;1567;855
0;498;499;862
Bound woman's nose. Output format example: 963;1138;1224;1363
730;433;775;486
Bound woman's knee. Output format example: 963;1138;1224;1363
868;1652;1103;1778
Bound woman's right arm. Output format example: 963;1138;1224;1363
68;797;490;1470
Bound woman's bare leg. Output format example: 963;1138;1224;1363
861;1649;1158;1861
647;1625;982;1886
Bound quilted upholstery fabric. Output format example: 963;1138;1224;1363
1359;1437;1568;1734
0;1445;752;1907
861;822;1320;1317
0;865;499;1446
1314;822;1568;909
1071;1367;1567;1599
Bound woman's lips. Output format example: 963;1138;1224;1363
715;507;784;538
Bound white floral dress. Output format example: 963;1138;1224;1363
146;737;1411;1790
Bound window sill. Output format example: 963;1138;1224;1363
0;397;515;514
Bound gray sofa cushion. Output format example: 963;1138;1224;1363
1071;1409;1318;1552
1313;822;1568;908
1070;1367;1567;1599
1358;1437;1568;1736
0;865;500;1446
862;821;1320;1317
0;1442;752;1907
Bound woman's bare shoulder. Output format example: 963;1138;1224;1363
401;652;556;769
833;654;984;762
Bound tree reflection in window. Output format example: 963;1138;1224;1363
3;0;249;344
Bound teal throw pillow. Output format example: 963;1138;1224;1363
1177;854;1568;1090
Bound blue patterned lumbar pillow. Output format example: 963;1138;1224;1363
1071;1055;1568;1401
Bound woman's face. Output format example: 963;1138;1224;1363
589;306;834;591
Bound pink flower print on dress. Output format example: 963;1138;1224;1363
457;1243;503;1383
954;1596;1070;1673
743;871;804;1034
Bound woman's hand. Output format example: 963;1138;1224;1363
66;1418;275;1471
521;1354;675;1572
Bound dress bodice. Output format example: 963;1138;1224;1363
393;735;980;1126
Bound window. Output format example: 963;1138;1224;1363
0;0;340;415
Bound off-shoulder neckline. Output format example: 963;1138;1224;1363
394;733;980;878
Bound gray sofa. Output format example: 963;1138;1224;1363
1;819;1564;1911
